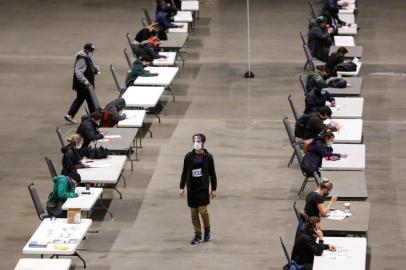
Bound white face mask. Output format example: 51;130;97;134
194;142;202;151
326;141;333;147
76;143;83;149
88;52;94;59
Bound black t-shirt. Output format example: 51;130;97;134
304;191;324;217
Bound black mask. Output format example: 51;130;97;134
324;191;330;197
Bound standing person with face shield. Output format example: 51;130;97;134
65;43;100;124
304;178;337;218
179;134;218;245
61;133;89;175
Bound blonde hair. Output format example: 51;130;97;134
320;177;333;190
67;134;83;146
148;23;160;31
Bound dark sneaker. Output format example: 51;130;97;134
190;234;202;245
64;115;76;124
204;231;212;242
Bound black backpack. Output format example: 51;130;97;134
335;62;357;72
328;78;347;88
294;113;314;138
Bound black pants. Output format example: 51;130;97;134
67;88;96;117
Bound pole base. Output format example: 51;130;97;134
244;71;255;78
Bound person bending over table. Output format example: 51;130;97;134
304;178;337;218
125;55;158;87
101;98;127;127
304;80;335;114
302;106;338;142
301;131;348;176
323;7;348;36
47;172;81;218
291;216;336;270
76;111;104;147
156;10;182;31
61;134;89;175
308;16;333;62
325;47;348;77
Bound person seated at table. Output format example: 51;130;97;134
156;10;182;31
132;42;166;61
125;55;158;88
306;70;329;93
304;80;335;114
135;23;161;43
101;97;127;127
323;7;348;35
77;111;104;147
308;16;333;62
304;178;337;218
301;131;348;176
291;216;336;270
156;0;178;15
325;47;348;77
61;134;89;175
302;106;338;141
322;0;349;15
46;172;81;218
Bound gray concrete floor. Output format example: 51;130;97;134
0;0;405;269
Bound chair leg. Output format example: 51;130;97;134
287;151;295;167
298;176;309;195
304;61;309;70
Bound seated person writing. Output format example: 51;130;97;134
302;106;338;142
125;55;158;87
101;97;127;127
301;131;348;176
291;216;336;270
304;80;335;114
156;10;182;31
77;111;104;147
304;178;337;218
325;47;348;77
61;134;89;175
46;172;81;218
308;16;333;62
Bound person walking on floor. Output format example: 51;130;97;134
65;43;100;124
179;134;218;245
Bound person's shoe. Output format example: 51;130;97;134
204;231;212;242
190;234;202;245
64;115;76;124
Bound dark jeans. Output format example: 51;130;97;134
67;88;96;117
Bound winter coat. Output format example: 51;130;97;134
301;137;339;175
61;145;85;175
47;175;78;208
101;98;127;127
76;116;103;147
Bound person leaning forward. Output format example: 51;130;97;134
179;134;217;245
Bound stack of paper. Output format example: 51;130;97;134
327;210;352;220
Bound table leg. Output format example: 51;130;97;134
98;198;114;220
74;251;87;268
166;86;175;102
113;186;123;200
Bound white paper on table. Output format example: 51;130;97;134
97;139;110;142
87;163;112;168
104;135;122;139
327;210;352;220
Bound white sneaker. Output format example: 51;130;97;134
64;115;76;124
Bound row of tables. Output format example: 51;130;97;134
295;1;368;269
16;2;200;269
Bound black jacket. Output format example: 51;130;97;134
61;145;85;175
72;54;95;92
308;24;332;62
301;137;339;175
135;28;153;43
291;234;329;265
322;0;339;14
304;89;335;114
101;98;126;127
76;116;103;147
325;52;345;76
180;149;217;191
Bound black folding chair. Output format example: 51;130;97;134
300;32;307;46
280;236;292;266
288;95;300;121
141;17;147;27
56;127;66;148
143;8;153;25
299;75;308;96
309;0;318;19
283;117;298;167
44;156;57;179
124;48;132;68
303;44;316;71
293;201;301;222
110;64;127;95
293;144;319;194
28;183;48;220
87;85;102;112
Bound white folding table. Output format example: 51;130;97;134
329;97;364;119
153;52;177;66
22;218;92;268
322;144;365;170
313;237;367;270
338;14;355;24
15;258;71;270
174;11;193;23
334;36;355;46
337;60;362;77
338;24;358;35
324;119;363;143
168;22;188;33
117;110;146;128
78;156;127;199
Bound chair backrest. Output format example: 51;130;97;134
293;201;301;222
293;143;303;164
56;127;66;148
124;48;132;68
28;183;47;220
309;0;317;19
87;85;102;111
313;171;321;186
85;107;90;116
44;156;57;179
299;75;308;96
110;64;124;94
280;236;291;265
126;32;133;47
141;17;147;27
283;117;296;146
143;8;153;25
300;32;306;45
303;44;315;71
288;95;300;121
